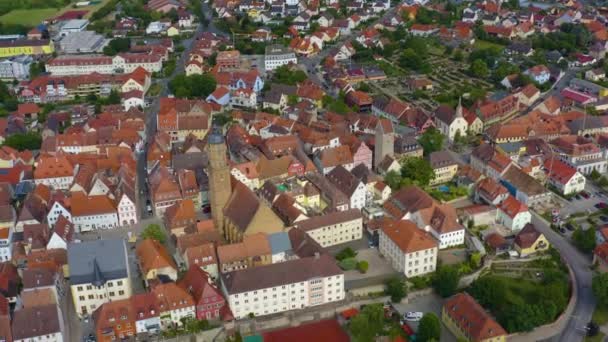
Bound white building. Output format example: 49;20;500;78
0;55;33;80
70;194;118;232
264;45;297;71
293;209;363;248
544;159;586;195
326;166;366;210
68;239;132;318
46;53;163;76
410;204;466;249
131;293;161;335
379;219;438;277
116;191;138;227
221;254;344;319
434;99;469;142
496;196;531;232
146;21;171;34
152;283;195;328
59;19;89;36
0;227;12;262
46;201;72;227
230;88;257;109
46;216;74;250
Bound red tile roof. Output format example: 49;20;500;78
443;293;507;341
263;319;349;342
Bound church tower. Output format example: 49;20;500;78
374;118;395;170
207;129;231;237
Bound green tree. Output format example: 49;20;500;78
338;257;358;271
349;304;384;342
433;265;460;297
469;252;482;268
335;247;357;261
384;170;403;190
401;157;435;187
418;127;445;156
3;133;42;151
593;273;608;307
357;260;369;273
572;227;596;253
385;276;407;302
103;38;131;56
590;169;602;181
140;224;167;244
418;313;441;342
399;48;431;73
470;59;489;78
29;61;45;79
493;61;520;83
169;73;217;98
272;65;307;85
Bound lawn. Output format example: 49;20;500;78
593;305;608;325
0;9;58;26
473;40;505;51
584;332;605;342
375;60;406;77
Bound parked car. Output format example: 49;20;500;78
401;322;415;336
596;202;608;209
575;194;583;200
581;191;591;199
559;227;566;234
565;223;576;231
600;215;608;223
404;312;423;321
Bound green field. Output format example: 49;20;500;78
473;40;506;51
0;8;58;26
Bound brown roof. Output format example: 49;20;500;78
130;292;159;320
184;242;217;267
12;305;60;340
223;182;281;233
20;288;56;308
164;199;195;230
217;232;271;264
383;185;435;219
514;223;542;249
70;193;116;216
152;282;195;312
34;155;73;180
318;145;354;168
326;165;362;197
380;219;437;253
136;239;177;275
221;253;341;294
443;293;507;341
93;298;134;335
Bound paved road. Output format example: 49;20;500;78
137;2;228;218
522;68;579;116
531;212;595;342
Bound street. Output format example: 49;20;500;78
531;212;595;342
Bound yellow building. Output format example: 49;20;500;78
0;39;54;58
429;151;459;186
442;293;507;342
514;224;549;257
223;182;284;243
167;26;180;37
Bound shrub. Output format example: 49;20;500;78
336;247;357;261
357;260;369;273
339;257;358;271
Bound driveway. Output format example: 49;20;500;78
392;293;457;342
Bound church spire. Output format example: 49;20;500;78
456;97;463;118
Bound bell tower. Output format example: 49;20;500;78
207;129;231;237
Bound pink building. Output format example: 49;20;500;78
178;266;232;321
352;141;373;170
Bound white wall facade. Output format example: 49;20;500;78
225;274;344;319
303;217;363;247
73;212;119;232
46;202;72;227
34;176;74;191
117;195;138;226
379;229;438;277
71;278;132;317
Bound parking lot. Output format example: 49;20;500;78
391;293;457;342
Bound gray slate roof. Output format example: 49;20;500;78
68;239;128;285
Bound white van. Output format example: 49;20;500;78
403;312;423;321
